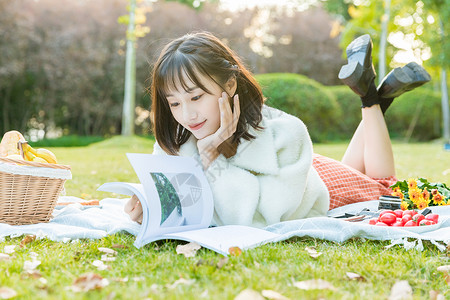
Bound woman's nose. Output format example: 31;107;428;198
182;104;197;121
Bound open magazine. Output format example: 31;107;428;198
97;153;280;255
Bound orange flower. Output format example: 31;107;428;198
408;178;417;189
432;193;444;205
416;199;429;210
431;189;438;196
392;187;404;200
421;188;430;201
408;188;422;204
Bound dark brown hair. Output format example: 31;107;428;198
150;31;264;156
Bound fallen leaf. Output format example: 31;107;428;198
111;244;128;249
98;247;118;255
176;242;201;258
437;265;450;286
293;279;336;291
437;265;450;273
217;257;229;269
101;255;116;262
0;253;10;261
3;245;16;254
388;280;412;300
20;235;36;248
200;290;209;298
92;260;109;271
261;289;290;300
132;276;145;282
234;289;264;300
166;278;195;289
23;260;41;273
305;246;322;259
70;273;109;292
429;290;445;300
0;287;17;299
345;272;365;281
229;247;242;256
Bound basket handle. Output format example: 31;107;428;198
0;157;71;170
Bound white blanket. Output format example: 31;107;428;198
0;197;449;251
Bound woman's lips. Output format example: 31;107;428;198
189;120;206;130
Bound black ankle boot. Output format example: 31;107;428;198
338;34;377;97
378;62;431;113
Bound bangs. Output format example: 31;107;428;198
156;52;214;99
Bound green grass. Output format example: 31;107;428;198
1;136;449;299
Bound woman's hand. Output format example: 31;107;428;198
124;195;143;224
197;92;240;169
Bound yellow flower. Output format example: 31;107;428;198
408;178;418;189
392;187;404;200
416;199;429;210
432;192;444;205
408;188;422;204
400;200;409;210
421;188;430;201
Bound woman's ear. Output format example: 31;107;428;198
225;76;237;97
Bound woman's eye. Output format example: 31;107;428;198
169;102;179;108
192;94;203;101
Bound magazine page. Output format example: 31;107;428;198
161;225;281;255
97;182;151;241
126;153;214;247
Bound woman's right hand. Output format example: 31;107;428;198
124;195;143;224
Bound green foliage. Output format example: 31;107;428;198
325;85;362;140
31;135;105;147
255;73;342;142
385;87;443;141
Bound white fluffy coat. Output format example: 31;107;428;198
153;106;330;228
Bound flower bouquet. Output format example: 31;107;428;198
390;178;449;210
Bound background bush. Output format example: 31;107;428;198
385;88;443;141
255;73;342;142
256;73;444;142
324;85;361;140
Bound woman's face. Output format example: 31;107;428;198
165;72;232;140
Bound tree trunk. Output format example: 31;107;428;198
441;69;450;144
121;0;137;136
378;0;390;84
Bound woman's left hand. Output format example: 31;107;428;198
197;92;240;169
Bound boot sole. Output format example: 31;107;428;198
378;62;431;98
338;34;375;96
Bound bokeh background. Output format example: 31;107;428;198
0;0;448;144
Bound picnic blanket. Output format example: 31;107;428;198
0;196;449;251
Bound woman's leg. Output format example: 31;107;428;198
341;104;395;178
341;121;365;173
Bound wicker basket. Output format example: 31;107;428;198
0;157;72;225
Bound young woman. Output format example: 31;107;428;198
125;32;430;227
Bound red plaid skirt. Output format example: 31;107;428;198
312;153;397;210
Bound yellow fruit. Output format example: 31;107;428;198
0;131;26;157
23;149;36;161
36;148;57;164
5;154;25;161
32;157;48;163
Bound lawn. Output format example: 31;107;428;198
1;136;449;299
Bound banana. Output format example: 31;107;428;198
32;157;48;163
20;142;57;164
1;131;58;164
36;148;57;164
